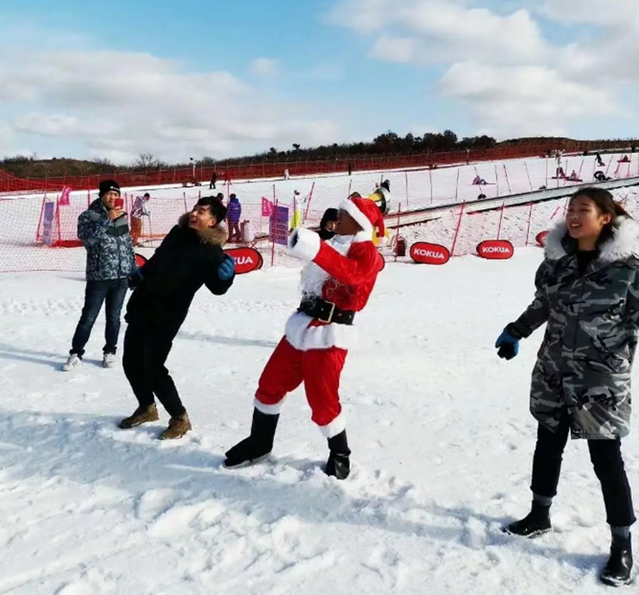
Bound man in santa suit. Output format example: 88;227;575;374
224;195;386;479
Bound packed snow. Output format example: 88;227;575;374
1;154;639;593
1;244;638;594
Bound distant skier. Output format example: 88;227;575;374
596;153;605;168
496;187;637;586
209;171;217;190
130;192;151;246
227;193;242;242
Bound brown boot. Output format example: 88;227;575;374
118;404;159;429
158;413;192;440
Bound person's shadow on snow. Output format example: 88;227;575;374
0;407;606;572
0;344;102;370
177;330;278;350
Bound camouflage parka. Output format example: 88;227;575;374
510;216;639;439
77;199;136;281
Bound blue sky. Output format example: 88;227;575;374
0;0;637;163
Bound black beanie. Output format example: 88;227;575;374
99;179;120;197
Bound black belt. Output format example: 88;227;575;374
298;298;355;325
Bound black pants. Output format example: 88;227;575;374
71;279;128;357
229;222;241;241
531;416;636;527
122;325;186;418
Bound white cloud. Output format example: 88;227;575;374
0;44;336;163
439;62;615;136
333;0;548;65
330;0;635;137
250;58;280;77
13;113;78;137
539;0;639;29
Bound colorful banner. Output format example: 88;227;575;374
269;205;289;246
261;197;274;217
42;201;56;246
59;186;72;206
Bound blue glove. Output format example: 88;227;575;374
495;328;519;360
218;256;235;281
127;267;144;289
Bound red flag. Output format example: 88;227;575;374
59;186;72;206
261;197;274;217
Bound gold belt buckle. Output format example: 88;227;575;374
318;301;336;324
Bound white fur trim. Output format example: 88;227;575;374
254;398;285;415
352;230;372;243
544;221;569;260
289;228;320;261
285;312;358;351
545;216;639;262
300;261;330;298
339;200;373;233
599;217;639;262
319;412;346;438
299;237;353;298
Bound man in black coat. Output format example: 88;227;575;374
119;196;235;439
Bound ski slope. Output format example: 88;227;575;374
2;153;638;273
0;245;637;594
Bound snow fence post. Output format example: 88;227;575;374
496;201;506;240
429;167;434;204
524;161;533;191
450;201;466;257
525;202;534;246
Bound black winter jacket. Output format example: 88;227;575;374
126;215;233;337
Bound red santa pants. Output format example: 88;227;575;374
255;337;347;437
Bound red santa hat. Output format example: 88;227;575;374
339;195;386;239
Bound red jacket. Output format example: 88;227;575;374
285;230;381;351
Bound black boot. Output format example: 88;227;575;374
224;409;279;469
600;534;633;587
324;430;351;480
503;500;552;538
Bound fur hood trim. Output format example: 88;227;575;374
178;213;228;246
544;216;639;263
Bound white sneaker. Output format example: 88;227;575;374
62;353;82;371
102;353;117;368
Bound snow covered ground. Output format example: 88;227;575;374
1;247;637;594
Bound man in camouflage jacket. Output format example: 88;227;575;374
509;217;639;439
63;180;136;370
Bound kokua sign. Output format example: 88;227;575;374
536;230;549;247
410;242;451;265
224;247;263;274
134;253;148;268
477;240;514;260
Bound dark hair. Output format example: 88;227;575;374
569;187;629;218
143;192;150;198
569;187;630;245
196;196;227;223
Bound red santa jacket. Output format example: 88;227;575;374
285;229;381;351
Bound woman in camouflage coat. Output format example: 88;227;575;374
496;188;637;586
